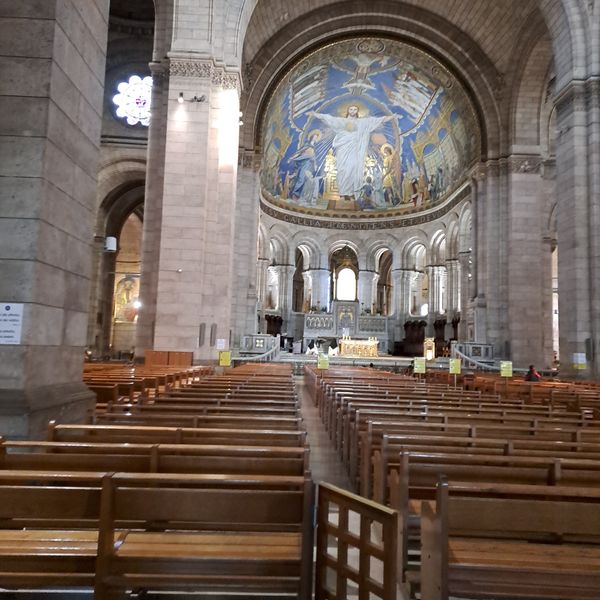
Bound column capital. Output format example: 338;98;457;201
168;55;242;91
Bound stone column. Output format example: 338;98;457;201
136;61;170;355
458;252;471;340
231;152;261;347
358;270;376;312
301;272;312;312
445;259;460;313
276;265;295;329
425;266;438;314
554;82;597;377
0;0;110;438
256;257;269;308
306;269;330;311
140;58;241;359
506;155;547;367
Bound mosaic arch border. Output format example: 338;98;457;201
259;36;481;228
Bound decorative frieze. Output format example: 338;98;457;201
508;156;543;174
169;58;241;91
260;186;471;230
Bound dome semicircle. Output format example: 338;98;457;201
260;36;480;229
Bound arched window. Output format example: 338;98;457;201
336;268;357;301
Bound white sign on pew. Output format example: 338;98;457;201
0;303;23;345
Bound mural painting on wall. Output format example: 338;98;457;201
113;275;140;322
261;37;480;217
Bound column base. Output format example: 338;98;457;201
0;383;95;440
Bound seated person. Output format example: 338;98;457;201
524;364;542;381
328;340;339;356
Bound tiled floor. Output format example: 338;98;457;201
297;377;353;491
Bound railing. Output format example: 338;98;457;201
234;334;281;363
451;346;499;371
315;483;399;600
451;346;529;374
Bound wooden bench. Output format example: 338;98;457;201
90;411;304;430
0;439;309;477
355;417;600;496
372;432;600;503
370;449;600;588
0;471;314;598
48;422;307;447
420;479;600;600
95;474;314;598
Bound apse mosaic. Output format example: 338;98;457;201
260;38;480;220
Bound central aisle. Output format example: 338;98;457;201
296;376;353;491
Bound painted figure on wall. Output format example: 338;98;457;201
308;105;393;200
290;130;321;204
260;37;480;217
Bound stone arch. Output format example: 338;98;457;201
457;203;473;253
241;1;502;160
257;221;269;259
96;158;146;237
328;239;362;264
268;231;289;265
446;215;460;258
430;229;447;264
400;234;430;270
508;22;554;150
290;233;323;269
537;0;589;90
363;238;398;271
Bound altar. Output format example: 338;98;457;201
303;301;389;352
339;339;379;358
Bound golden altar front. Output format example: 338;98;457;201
339;339;379;358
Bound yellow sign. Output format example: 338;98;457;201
449;358;461;375
317;353;329;370
500;361;513;378
413;357;426;374
218;350;232;367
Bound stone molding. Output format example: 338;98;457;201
169;58;241;90
109;16;154;37
507;156;543;174
260;186;471;231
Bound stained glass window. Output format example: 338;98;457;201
113;75;152;126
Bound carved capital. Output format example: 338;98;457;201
169;59;214;79
508;155;542;174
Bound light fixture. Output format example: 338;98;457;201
178;93;206;103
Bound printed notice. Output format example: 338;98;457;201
216;338;227;350
500;361;513;378
413;357;427;374
449;358;461;375
317;353;329;370
218;350;232;367
0;303;24;345
573;353;587;370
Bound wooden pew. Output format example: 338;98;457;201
385;450;600;591
0;471;313;598
47;422;307;447
373;433;600;503
355;417;600;496
94;474;314;598
0;439;309;477
420;479;600;600
90;411;304;430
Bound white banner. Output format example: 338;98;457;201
0;303;24;345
